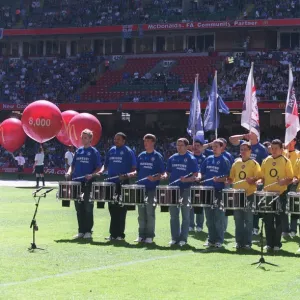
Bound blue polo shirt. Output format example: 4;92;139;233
239;140;268;165
72;146;102;182
104;145;137;183
194;153;206;170
167;152;199;189
201;155;231;191
137;150;165;190
222;150;234;165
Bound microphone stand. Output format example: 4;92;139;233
28;188;54;252
251;218;279;268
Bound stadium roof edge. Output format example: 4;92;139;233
3;18;300;37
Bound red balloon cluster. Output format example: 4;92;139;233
0;118;26;152
56;110;79;146
0;100;102;151
69;113;102;148
21;100;63;143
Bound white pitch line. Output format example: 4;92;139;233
0;252;192;288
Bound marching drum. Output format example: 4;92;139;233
121;185;146;206
222;188;247;210
190;186;215;207
92;182;115;202
287;192;300;215
156;186;180;212
58;181;82;207
254;191;281;214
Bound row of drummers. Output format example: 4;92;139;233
58;137;300;249
57;182;300;215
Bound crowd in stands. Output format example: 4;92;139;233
254;0;299;19
0;52;100;104
219;50;300;102
121;71;181;86
0;0;299;29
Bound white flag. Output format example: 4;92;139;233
285;64;300;146
241;63;260;139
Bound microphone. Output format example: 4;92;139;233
41;188;54;196
32;186;44;196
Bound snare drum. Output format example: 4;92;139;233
287;192;300;215
121;185;146;205
92;182;115;202
254;191;281;213
190;186;215;207
58;181;82;207
156;186;180;207
222;188;246;210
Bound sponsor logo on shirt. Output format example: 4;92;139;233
140;162;154;169
109;156;123;163
76;157;90;164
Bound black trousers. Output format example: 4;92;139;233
108;181;128;238
264;193;286;248
74;181;94;234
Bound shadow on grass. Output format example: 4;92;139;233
189;231;207;241
54;238;300;257
55;238;112;246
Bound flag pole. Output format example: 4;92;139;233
249;62;254;143
193;73;199;148
215;70;218;139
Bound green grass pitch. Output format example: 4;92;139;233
0;186;300;300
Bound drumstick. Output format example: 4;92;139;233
104;175;126;181
136;173;159;183
232;179;246;185
263;181;279;190
268;195;279;206
72;175;86;181
198;175;226;184
169;173;193;186
257;196;266;206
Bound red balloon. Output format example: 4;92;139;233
0;118;26;152
69;113;102;148
21;100;63;143
56;110;79;146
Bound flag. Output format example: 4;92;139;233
285;64;300;145
122;25;132;39
138;24;144;38
241;63;260;139
187;76;204;142
204;73;229;132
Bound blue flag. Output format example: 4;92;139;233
122;25;132;39
187;77;204;143
204;73;229;132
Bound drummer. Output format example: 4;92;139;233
200;139;231;248
162;138;199;247
227;142;261;249
97;132;136;241
189;139;207;232
127;134;165;244
282;138;300;236
66;129;102;239
291;158;300;242
260;139;293;251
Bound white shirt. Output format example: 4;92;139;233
35;153;44;166
65;151;74;166
15;156;25;166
